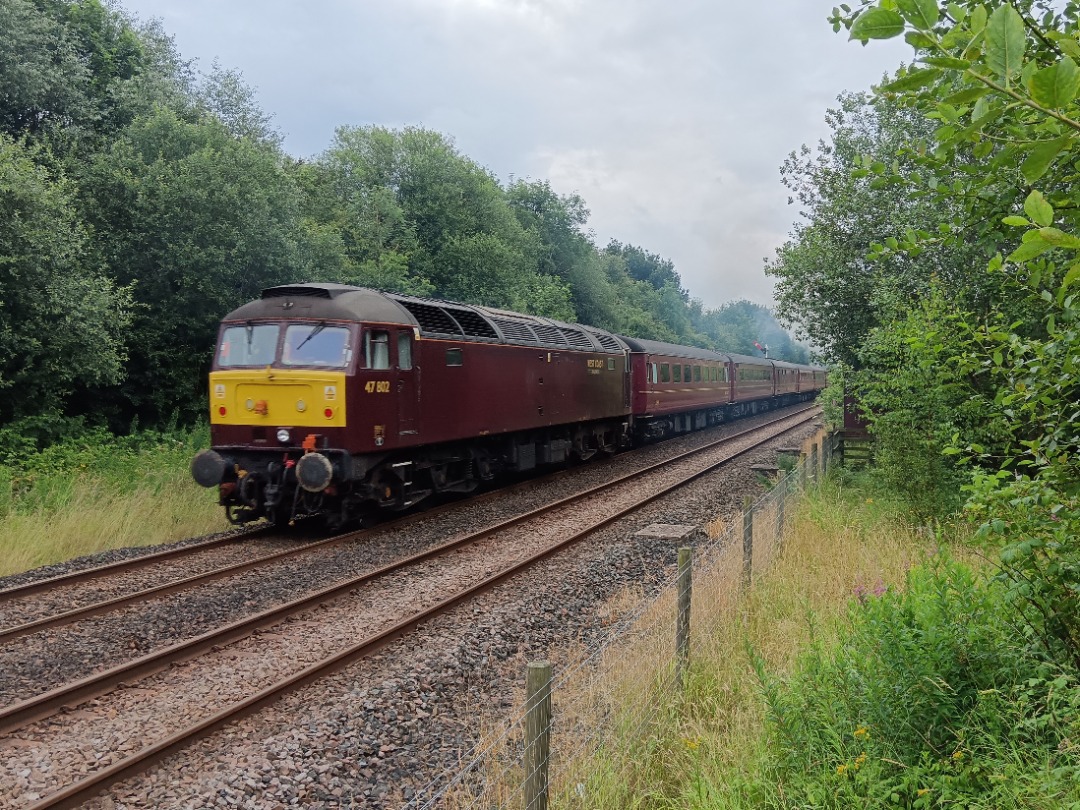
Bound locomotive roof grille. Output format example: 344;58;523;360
532;324;568;346
448;308;499;339
559;328;595;350
588;331;623;352
394;300;463;336
492;318;539;343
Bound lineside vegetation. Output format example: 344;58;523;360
569;478;1079;808
0;425;226;577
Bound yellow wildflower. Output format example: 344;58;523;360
917;788;930;797
836;764;848;775
952;750;964;761
854;752;867;768
854;726;869;739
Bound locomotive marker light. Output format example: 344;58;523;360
276;428;291;444
296;452;333;492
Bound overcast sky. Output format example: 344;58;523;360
119;0;910;309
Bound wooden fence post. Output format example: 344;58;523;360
810;443;819;484
525;661;552;810
775;469;786;555
676;546;692;685
741;496;754;589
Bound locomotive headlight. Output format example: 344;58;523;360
276;428;291;444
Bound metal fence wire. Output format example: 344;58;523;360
411;429;830;810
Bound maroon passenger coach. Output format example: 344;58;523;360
621;338;824;441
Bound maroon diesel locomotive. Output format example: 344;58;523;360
191;283;825;527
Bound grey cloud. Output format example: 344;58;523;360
123;0;910;307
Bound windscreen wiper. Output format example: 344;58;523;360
294;321;326;352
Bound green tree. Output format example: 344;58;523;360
316;127;577;316
830;0;1080;661
0;135;130;426
767;91;990;365
80;107;310;424
0;0;186;153
0;0;92;140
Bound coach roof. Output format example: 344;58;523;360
618;336;728;363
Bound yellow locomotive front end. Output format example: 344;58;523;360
192;316;359;526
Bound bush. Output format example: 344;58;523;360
752;555;1080;808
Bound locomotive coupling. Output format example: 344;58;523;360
296;452;334;492
191;449;227;488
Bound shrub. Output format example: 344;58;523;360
753;555;1080;808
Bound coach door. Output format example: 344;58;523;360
547;352;562;419
396;330;419;437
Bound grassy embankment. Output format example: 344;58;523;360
538;473;1080;809
0;426;229;577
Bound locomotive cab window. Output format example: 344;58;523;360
218;323;278;368
283;323;352;368
446;348;463;367
363;330;390;370
397;332;413;370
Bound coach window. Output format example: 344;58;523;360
649;363;658;383
660;363;670;383
684;365;691;383
397;332;412;370
363;330;390;370
446;348;463;367
673;364;682;383
693;366;701;382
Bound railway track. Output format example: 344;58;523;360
0;467;575;639
0;404;816;645
4;406;816;809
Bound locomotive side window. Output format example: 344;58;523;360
660;363;670;383
446;348;463;366
397;332;413;370
363;330;390;370
218;324;279;367
283;323;352;367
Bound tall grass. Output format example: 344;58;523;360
534;473;1080;809
531;475;937;808
0;426;229;577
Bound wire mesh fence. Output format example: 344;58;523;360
412;427;834;810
